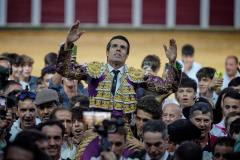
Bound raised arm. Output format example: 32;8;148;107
145;39;182;94
56;21;87;80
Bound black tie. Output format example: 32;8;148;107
111;70;120;96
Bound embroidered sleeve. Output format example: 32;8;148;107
145;62;182;94
56;44;88;80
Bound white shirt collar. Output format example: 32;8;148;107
107;64;125;75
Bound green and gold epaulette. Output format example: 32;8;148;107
86;61;107;79
127;66;145;83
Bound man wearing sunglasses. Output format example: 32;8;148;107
9;91;41;142
130;120;172;160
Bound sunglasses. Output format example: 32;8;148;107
110;141;123;147
17;91;36;101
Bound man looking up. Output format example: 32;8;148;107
56;20;182;114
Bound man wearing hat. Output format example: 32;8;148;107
35;88;60;122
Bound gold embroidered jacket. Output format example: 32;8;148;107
56;45;182;113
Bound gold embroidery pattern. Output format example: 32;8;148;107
75;130;98;160
89;72;137;113
86;61;106;78
127;66;145;83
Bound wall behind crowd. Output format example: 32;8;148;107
0;0;239;29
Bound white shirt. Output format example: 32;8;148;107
9;118;41;142
145;151;170;160
107;64;125;94
210;119;227;137
61;141;77;160
221;72;240;90
178;60;201;82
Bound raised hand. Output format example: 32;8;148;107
65;20;85;45
163;39;177;64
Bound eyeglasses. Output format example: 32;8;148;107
17;91;36;101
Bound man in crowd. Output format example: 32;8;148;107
189;102;217;153
176;77;197;110
173;141;202;160
128;95;162;151
19;55;38;92
196;67;220;105
178;44;201;82
130;120;172;160
39;120;65;160
222;89;240;116
71;107;86;146
56;20;181;114
162;103;181;125
35;88;59;122
90;126;128;160
2;52;23;82
49;74;86;108
9;90;40;142
212;137;235;160
50;108;76;160
222;56;240;89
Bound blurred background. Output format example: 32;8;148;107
0;0;240;76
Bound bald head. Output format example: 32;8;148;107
162;103;182;125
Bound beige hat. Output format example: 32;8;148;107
35;88;59;106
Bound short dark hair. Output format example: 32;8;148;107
136;95;162;119
168;119;201;145
109;126;128;141
71;107;84;121
230;118;240;136
4;141;51;160
215;87;235;112
44;52;58;66
15;129;48;144
213;137;235;154
225;112;240;131
38;119;65;137
228;77;240;87
0;55;11;64
179;77;197;92
1;52;23;66
223;89;240;101
106;35;130;55
174;141;202;160
182;44;194;56
142;120;167;139
189;102;213;119
141;54;161;72
196;67;216;80
70;95;89;109
41;65;56;79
